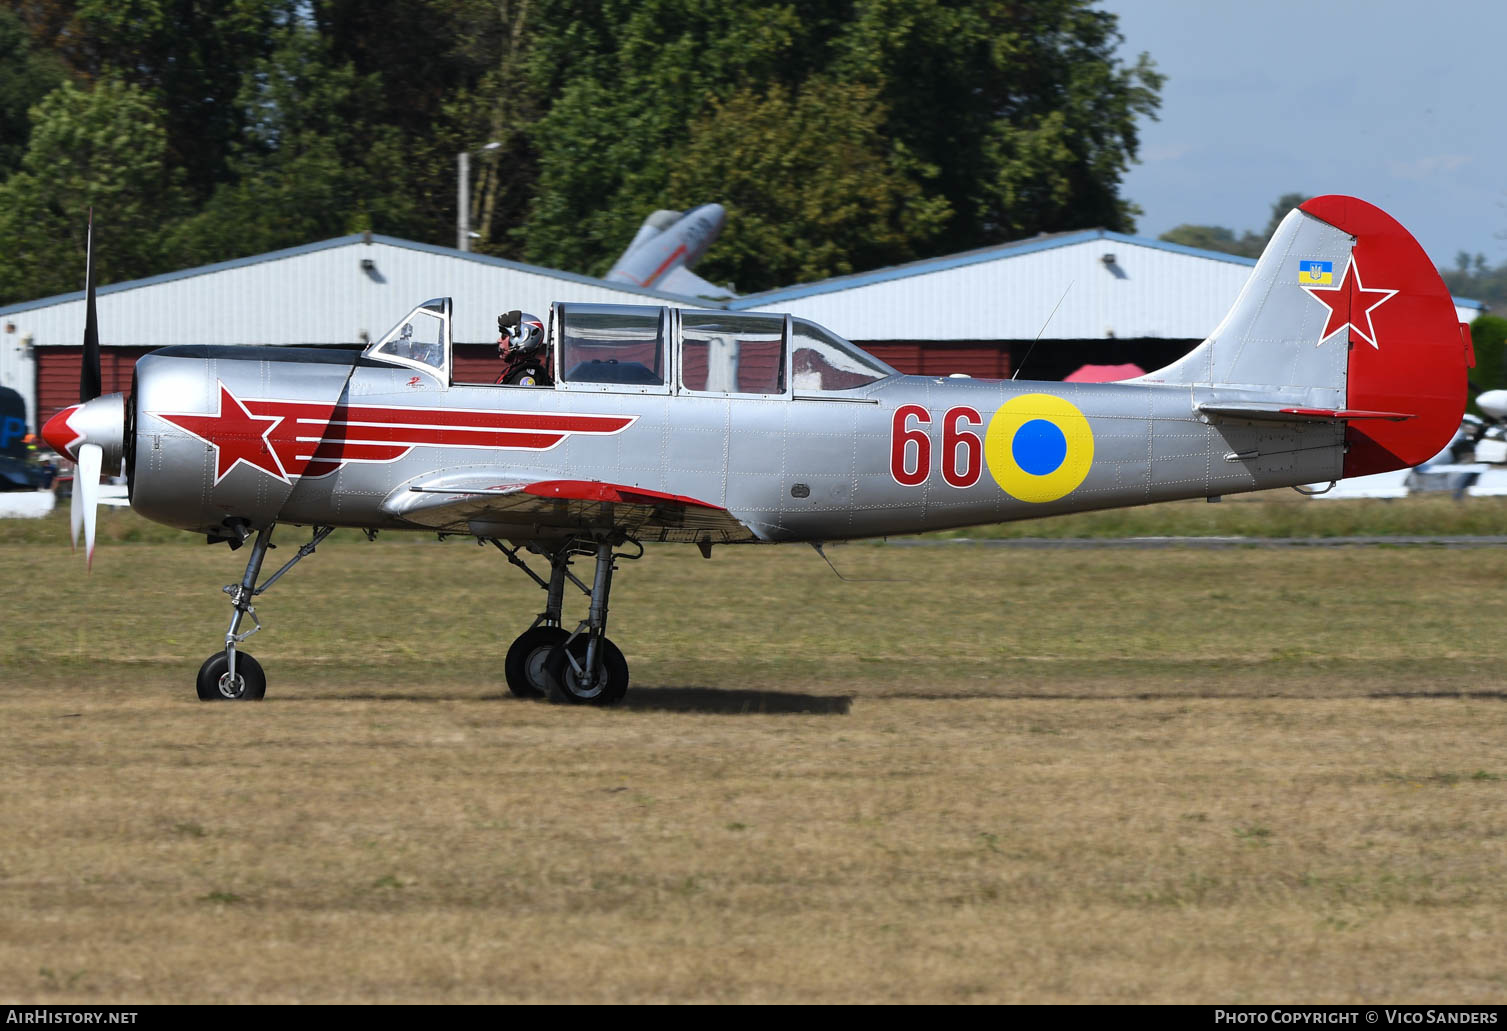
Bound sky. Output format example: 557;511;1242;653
1100;0;1506;270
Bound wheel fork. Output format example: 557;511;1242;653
221;523;334;680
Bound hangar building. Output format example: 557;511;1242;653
731;231;1485;381
0;229;1484;432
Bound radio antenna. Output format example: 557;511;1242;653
1011;281;1073;381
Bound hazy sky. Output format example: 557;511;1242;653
1101;0;1505;269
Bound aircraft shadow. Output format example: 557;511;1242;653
269;688;852;714
617;686;852;715
883;690;1507;702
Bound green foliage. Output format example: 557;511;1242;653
0;6;66;175
61;0;294;201
1441;254;1507;313
1468;315;1507;407
668;80;952;289
1160;192;1308;258
0;76;189;301
522;0;1162;289
166;22;418;265
0;0;1163;299
1158;224;1265;258
829;0;1163;250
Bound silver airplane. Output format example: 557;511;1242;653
43;195;1470;705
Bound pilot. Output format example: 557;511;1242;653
497;311;548;385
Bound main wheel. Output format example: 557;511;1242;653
545;636;629;706
196;652;266;701
503;626;569;698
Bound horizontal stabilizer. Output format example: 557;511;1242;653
1198;401;1414;423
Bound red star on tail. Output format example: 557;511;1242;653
1302;259;1398;350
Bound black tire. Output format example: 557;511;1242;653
545;636;629;706
503;626;569;699
196;652;266;701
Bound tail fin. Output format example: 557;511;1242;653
1146;195;1469;476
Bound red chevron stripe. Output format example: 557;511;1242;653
154;383;637;483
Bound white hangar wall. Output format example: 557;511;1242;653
1;234;695;352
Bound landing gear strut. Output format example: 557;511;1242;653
492;536;638;705
196;523;333;701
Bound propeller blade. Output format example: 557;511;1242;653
69;463;84;552
80;209;101;403
77;442;101;571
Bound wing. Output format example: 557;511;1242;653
381;470;759;543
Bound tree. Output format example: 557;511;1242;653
1468;315;1507;414
521;0;1161;289
1442;253;1507;313
0;76;188;303
0;6;66;175
829;0;1163;249
1160;192;1308;258
668;80;951;289
166;22;419;265
10;0;295;204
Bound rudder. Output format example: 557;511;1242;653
1300;195;1469;476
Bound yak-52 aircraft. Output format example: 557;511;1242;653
43;196;1470;704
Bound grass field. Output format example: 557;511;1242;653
3;506;1507;1002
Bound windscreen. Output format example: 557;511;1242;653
370;299;447;370
790;318;895;390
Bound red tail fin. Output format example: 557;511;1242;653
1299;196;1468;476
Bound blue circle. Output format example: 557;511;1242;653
1011;419;1067;476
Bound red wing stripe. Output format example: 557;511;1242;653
524;480;723;509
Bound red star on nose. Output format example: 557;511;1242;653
154;382;290;484
1302;259;1398;350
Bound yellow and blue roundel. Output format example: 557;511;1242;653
984;394;1095;503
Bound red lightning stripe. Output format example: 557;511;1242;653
154;384;636;482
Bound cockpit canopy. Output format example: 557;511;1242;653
365;297;895;394
551;303;896;396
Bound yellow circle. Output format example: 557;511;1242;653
985;393;1095;503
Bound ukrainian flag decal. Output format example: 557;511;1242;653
1298;260;1334;286
985;394;1095;503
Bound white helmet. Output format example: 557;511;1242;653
514;312;544;353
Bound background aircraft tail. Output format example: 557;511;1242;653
1143;195;1471;477
606;203;730;298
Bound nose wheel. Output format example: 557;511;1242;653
196;651;265;701
195;523;332;701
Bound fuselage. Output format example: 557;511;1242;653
125;338;1342;544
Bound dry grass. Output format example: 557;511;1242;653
3;532;1507;1003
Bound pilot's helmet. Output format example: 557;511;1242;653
513;313;544;353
